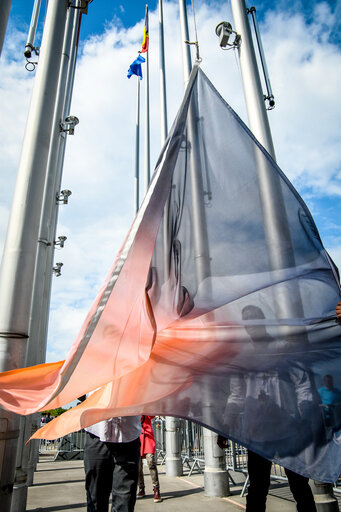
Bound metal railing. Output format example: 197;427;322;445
333;479;341;495
39;430;86;460
39;438;60;453
181;420;205;475
39;418;340;496
153;417;166;464
153;418;287;496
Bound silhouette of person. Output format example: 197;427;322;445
220;304;318;512
318;374;341;427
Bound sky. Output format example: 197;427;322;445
0;0;341;364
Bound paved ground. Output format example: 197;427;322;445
26;454;304;512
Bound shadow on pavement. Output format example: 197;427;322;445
29;504;87;512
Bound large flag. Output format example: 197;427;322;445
1;65;341;483
127;54;145;80
140;5;149;53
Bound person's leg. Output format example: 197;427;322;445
284;468;317;512
111;437;140;512
84;432;113;512
246;450;272;512
145;453;162;502
145;453;160;488
136;457;145;498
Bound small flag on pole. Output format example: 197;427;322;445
140;5;149;53
127;54;146;80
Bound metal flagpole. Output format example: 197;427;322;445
229;3;339;509
248;6;275;110
178;0;229;497
0;0;11;56
158;0;182;477
159;0;182;478
230;0;275;158
159;0;168;144
230;0;307;323
178;0;192;85
135;78;141;214
160;0;183;478
10;4;83;510
230;0;305;318
0;1;69;510
28;3;82;374
24;0;42;59
144;29;150;193
160;0;171;280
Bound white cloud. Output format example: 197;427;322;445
329;245;341;271
1;1;341;362
262;5;341;194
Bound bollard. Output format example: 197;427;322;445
312;481;340;512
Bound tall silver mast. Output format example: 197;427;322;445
178;0;229;498
158;0;183;478
230;2;339;508
178;0;192;84
0;0;11;56
230;0;275;158
144;50;150;192
29;3;81;369
158;0;182;478
0;1;69;510
160;0;171;279
10;4;83;511
248;6;275;110
24;0;42;59
159;0;168;143
135;78;141;214
230;0;303;321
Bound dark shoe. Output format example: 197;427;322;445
153;486;162;503
137;487;145;499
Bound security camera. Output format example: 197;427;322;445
54;236;67;248
215;21;233;48
24;43;33;59
61;115;79;135
53;262;63;277
56;189;72;205
64;115;79;125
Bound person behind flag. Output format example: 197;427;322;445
318;374;341;427
136;415;162;503
140;5;149;53
218;304;319;512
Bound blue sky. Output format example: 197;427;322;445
1;0;341;363
7;1;341;43
8;0;158;39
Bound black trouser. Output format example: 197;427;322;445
246;450;317;512
84;431;140;512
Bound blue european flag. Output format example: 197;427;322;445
127;54;146;80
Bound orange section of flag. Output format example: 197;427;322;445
29;319;239;440
141;6;149;53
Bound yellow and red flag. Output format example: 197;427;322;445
140;5;149;53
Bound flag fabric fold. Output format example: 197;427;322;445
1;64;341;483
127;54;145;80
